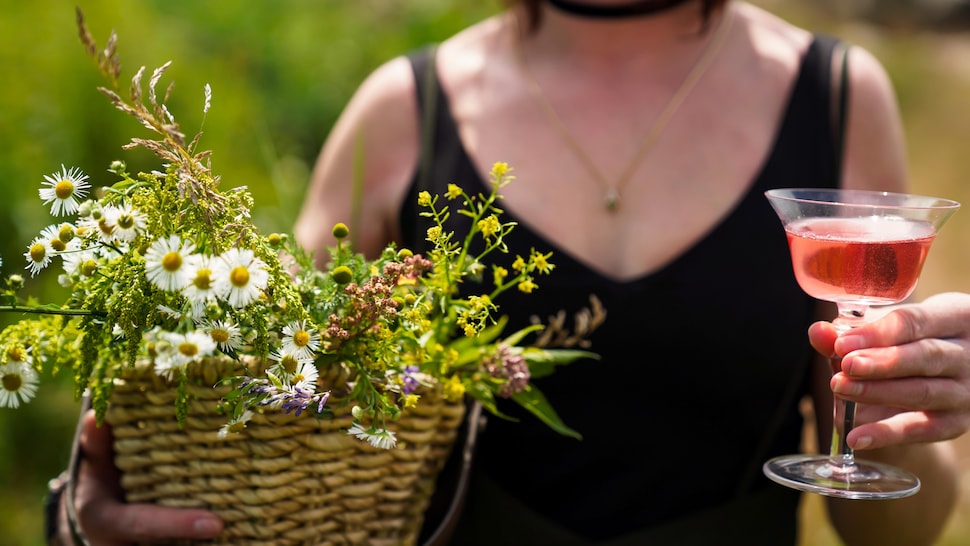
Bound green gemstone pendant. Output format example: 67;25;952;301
604;188;619;211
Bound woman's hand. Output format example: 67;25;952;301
57;410;223;546
807;291;970;451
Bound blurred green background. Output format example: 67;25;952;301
2;1;969;544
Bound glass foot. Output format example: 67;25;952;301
763;454;920;500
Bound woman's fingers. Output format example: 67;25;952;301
809;294;970;448
845;409;970;450
73;410;224;545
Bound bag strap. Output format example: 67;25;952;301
421;401;484;546
408;44;486;546
46;395;93;545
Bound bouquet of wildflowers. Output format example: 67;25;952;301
0;11;595;449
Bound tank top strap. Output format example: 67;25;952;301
758;33;845;191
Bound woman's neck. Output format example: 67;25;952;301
513;1;725;73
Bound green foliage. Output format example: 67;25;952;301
0;2;499;544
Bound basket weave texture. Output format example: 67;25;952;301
105;358;466;546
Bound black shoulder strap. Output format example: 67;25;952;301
407;44;440;195
405;44;440;254
833;41;851;188
807;33;850;189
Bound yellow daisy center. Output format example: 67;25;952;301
98;219;115;236
58;224;75;243
230;266;250;287
178;342;199;357
1;374;22;392
193;269;213;290
161;251;182;272
210;329;229;344
228;420;247;434
55;179;75;200
280;354;298;374
293;331;310;348
29;243;46;263
49;238;66;252
117;213;136;230
80;260;98;277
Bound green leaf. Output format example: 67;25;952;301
499;323;544;346
511;386;581;440
472;315;509;345
523;348;599;379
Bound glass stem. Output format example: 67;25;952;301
829;303;869;469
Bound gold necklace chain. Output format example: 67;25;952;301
517;8;733;212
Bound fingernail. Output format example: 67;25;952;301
836;334;865;354
194;517;222;536
831;376;861;396
842;356;871;376
854;436;873;450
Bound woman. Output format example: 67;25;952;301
54;1;967;544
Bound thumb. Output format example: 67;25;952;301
808;320;839;359
81;498;224;545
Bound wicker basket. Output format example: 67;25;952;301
105;358;466;546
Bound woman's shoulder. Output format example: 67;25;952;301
345;14;505;129
737;2;815;68
738;2;889;80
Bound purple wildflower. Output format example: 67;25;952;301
401;365;420;395
236;377;331;417
483;344;530;398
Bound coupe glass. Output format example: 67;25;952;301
763;188;960;499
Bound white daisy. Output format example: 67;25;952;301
38;224;70;254
347;422;397;450
23;236;52;277
5;345;32;366
281;320;320;361
144;235;195;292
290;361;319;392
218;409;254;439
182;254;218;318
268;347;312;377
168;330;217;367
202;319;242;353
76;209;117;244
152;346;183;380
156;304;183;321
105;203;146;242
0;362;39;409
153;330;216;379
62;248;97;278
39;165;91;217
212;248;268;308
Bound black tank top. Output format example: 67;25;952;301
403;35;842;543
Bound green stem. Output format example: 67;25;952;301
0;305;104;317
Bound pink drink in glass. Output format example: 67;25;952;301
786;217;935;305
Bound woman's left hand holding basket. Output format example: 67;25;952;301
54;411;223;546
